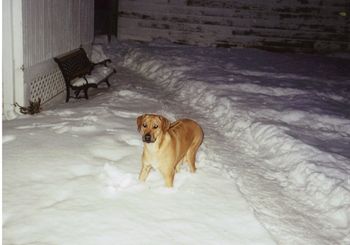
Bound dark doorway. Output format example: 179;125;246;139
94;0;118;42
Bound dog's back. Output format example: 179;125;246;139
169;119;203;146
167;119;203;171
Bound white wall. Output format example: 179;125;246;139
22;0;94;107
22;0;94;68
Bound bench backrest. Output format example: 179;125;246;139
54;48;93;83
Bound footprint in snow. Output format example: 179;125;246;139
16;122;68;130
44;109;75;116
119;134;142;146
110;110;140;119
101;163;140;193
54;125;97;134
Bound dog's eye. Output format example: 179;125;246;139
153;125;158;129
143;123;147;128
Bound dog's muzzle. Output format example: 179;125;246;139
143;133;154;143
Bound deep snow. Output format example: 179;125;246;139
3;38;350;244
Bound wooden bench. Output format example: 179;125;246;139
54;47;116;102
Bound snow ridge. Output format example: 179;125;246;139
121;44;350;244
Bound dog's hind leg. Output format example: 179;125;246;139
186;150;197;173
175;158;185;173
185;141;202;173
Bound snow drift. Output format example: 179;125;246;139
116;41;350;244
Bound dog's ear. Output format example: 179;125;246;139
137;115;144;132
159;116;170;132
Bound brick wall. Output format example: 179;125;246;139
117;0;349;52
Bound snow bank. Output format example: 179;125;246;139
119;42;350;244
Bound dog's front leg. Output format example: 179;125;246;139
160;168;175;188
164;173;174;188
139;163;151;182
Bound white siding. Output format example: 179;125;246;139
23;0;94;68
22;0;94;106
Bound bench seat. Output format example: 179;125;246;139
54;47;116;102
71;66;115;87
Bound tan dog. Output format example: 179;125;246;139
136;114;204;187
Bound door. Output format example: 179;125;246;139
94;0;118;42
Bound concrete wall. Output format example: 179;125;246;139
118;0;349;52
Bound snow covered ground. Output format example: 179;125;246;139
3;38;350;244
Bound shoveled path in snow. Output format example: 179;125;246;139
3;66;275;244
116;41;350;245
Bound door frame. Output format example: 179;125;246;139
3;0;25;119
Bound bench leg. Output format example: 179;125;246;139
105;79;111;87
84;87;89;100
66;87;70;102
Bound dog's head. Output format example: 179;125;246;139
136;114;170;143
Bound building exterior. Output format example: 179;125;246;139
3;0;349;118
3;0;94;119
117;0;349;52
